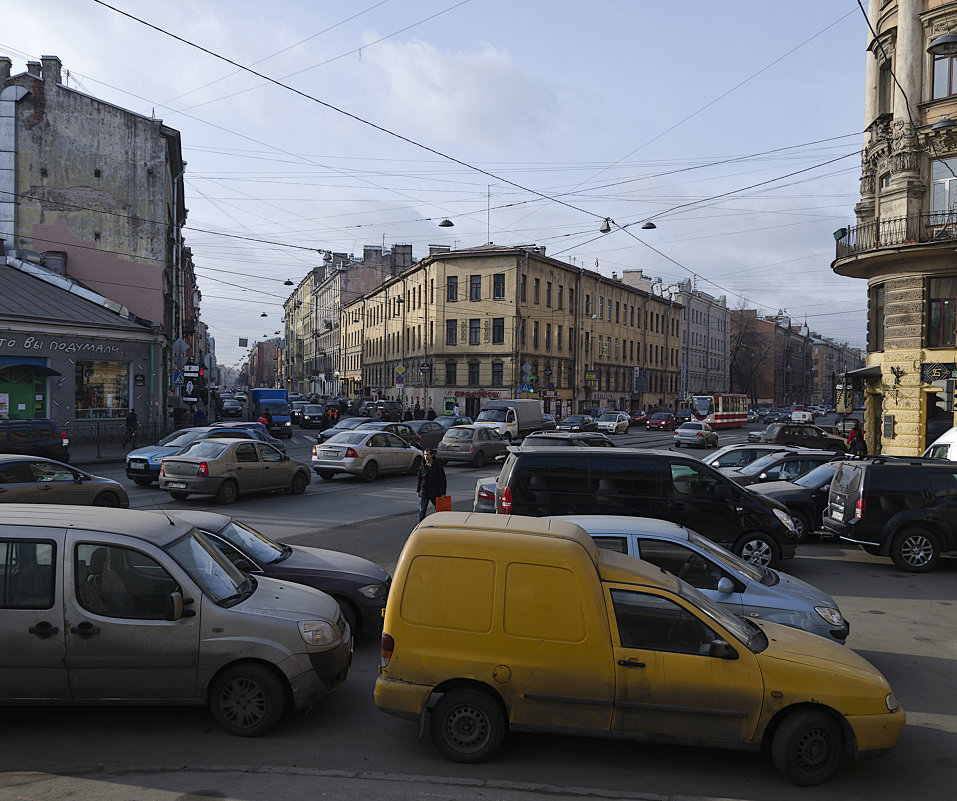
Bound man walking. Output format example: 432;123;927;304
416;448;447;522
122;409;138;448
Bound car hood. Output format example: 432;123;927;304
240;575;341;620
274;544;391;584
756;620;885;682
749;481;812;503
128;444;183;460
764;567;841;609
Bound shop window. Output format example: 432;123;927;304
928;277;957;348
75;360;130;419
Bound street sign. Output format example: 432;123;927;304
183;362;201;376
395;376;404;385
395;365;405;375
173;372;185;386
420;364;432;373
522;362;531;373
185;380;195;395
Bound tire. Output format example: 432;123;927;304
318;471;335;481
861;544;882;556
771;709;843;786
216;479;239;505
890;528;940;572
429;688;506;763
674;441;681;448
792;511;813;543
209;664;286;737
336;597;359;637
92;491;120;507
133;478;153;487
290;472;308;495
407;456;423;476
734;532;780;568
472;450;487;468
502;433;512;442
169;491;189;501
362;461;379;482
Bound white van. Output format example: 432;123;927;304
790;411;814;423
923;426;957;460
0;505;351;736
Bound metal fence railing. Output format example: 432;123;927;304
835;211;957;259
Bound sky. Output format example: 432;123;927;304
5;0;871;369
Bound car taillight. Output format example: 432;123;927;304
478;486;494;501
345;447;358;459
61;433;70;446
312;445;318;456
855;497;865;519
159;460;165;477
501;485;513;514
380;632;395;666
696;432;703;437
197;462;208;477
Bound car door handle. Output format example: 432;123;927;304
617;659;646;668
70;622;101;638
29;621;59;639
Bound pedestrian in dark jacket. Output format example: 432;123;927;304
413;400;423;420
416;448;447;522
426;405;436;420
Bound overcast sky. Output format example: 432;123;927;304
6;0;870;367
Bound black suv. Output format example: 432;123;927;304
0;418;70;461
495;447;798;567
822;456;957;571
521;431;616;448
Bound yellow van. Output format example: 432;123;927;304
374;512;904;786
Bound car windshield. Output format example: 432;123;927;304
215;520;287;564
263;402;289;415
739;453;784;476
476;409;507;422
675;576;767;652
598;414;618;422
177;441;229;458
794;462;838;488
651;413;670;420
165;529;251;606
157;429;203;447
303;405;324;414
325;431;367;445
445;428;474;440
563;415;585;423
691;396;714;417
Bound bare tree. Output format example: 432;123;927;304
730;308;773;406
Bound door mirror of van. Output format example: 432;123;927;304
716;577;735;595
166;591;184;621
709;639;738;660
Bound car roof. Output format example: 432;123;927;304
155;509;231;532
552;514;692;541
1;504;193;545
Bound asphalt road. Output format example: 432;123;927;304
4;417;954;801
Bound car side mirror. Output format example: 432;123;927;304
166;591;184;621
709;639;738;660
758;472;768;481
716;577;735;594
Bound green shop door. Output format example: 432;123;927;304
0;366;50;418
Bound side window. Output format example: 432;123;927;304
670;463;722;497
385;433;407;448
611;589;716;655
75;543;177;620
778;460;803;480
370;434;389;448
478;429;490;441
0;540;56;609
636;540;727;591
0;463;35;483
29;462;77;483
236;443;258;463
929;470;957;500
593;536;629;554
257;444;282;463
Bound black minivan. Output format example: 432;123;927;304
0;418;70;461
495;447;798;567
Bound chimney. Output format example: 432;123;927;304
26;61;41;78
0;57;11;84
41;55;62;85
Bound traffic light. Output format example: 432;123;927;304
932;378;956;412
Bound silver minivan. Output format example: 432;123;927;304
0;505;351;736
553;515;849;643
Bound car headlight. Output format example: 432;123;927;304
814;606;845;626
358;582;389;600
150;455;164;463
298;620;338;646
284;421;292;426
885;692;900;712
773;508;796;532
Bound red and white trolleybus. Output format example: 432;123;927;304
689;393;749;428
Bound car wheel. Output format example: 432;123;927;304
169;491;190;501
362;461;379;482
92;491;121;507
890;528;940;572
792;511;813;543
771;708;843;786
408;456;423;475
318;470;335;481
472;450;487;468
216;479;239;505
335;597;359;637
290;472;308;495
429;687;506;763
673;441;681;448
861;544;882;556
209;663;286;738
133;478;153;487
734;532;780;568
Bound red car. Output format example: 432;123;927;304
629;410;649;426
646;412;677;431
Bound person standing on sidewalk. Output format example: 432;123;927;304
416;448;447;522
122;409;138;448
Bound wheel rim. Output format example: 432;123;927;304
442;703;490;753
901;534;934;567
221;482;237;502
94;494;118;507
793;723;834;773
218;676;269;729
741;538;773;567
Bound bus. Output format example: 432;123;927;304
689;393;749;429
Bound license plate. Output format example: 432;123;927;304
166;482;187;489
130;463;147;470
321;450;338;457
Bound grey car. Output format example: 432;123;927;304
404;419;447;449
159;439;311;503
0;454;129;507
554;515;849;643
705;443;788;469
311;430;423;481
436;424;508;467
673;421;718;448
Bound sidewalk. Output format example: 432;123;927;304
70;441;134;467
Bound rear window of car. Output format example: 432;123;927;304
677;423;701;431
445;428;473;440
831;463;863;495
178;441;229;458
325;432;367;445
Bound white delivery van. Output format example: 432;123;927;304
923;426;957;460
473;399;543;441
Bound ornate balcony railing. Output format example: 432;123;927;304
835;211;957;259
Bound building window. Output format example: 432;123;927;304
931;158;957;220
928;278;957;348
470;274;481;301
558;285;564;309
75;360;130;419
493;273;505;299
599;297;604;319
446;319;457;345
533;321;540;348
447;276;458;302
520;274;527;301
468;362;480;385
934;54;957;100
545;323;552;350
492;317;505;344
469;318;481;345
491;362;503;386
445;362;457;385
533;278;540;304
546;282;552;307
585;294;591;316
557;326;563;352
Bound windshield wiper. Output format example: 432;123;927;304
219;576;256;606
270;544;293;564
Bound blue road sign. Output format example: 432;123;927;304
173;371;185;386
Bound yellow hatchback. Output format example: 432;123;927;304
375;513;905;785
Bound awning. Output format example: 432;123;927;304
0;363;62;376
844;365;881;380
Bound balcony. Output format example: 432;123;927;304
835;212;957;259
